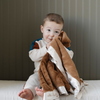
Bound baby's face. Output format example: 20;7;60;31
41;21;63;43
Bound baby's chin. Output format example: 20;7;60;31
47;39;53;43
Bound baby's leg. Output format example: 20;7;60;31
18;88;33;100
35;87;43;99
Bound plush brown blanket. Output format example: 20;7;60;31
39;31;83;100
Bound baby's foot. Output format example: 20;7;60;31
35;87;43;98
18;89;33;100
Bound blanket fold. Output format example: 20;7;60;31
39;31;85;100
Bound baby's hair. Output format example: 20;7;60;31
43;13;64;25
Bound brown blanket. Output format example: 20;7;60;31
39;31;83;100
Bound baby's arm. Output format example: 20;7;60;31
29;46;47;62
29;40;48;62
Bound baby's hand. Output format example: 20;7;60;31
46;36;58;49
18;89;33;100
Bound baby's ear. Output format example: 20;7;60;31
40;25;43;33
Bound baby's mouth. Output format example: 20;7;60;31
48;38;52;41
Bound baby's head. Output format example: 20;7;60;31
43;13;64;26
41;13;64;43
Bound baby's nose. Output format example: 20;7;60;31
50;32;54;37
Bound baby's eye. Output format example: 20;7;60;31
55;31;59;33
47;29;50;32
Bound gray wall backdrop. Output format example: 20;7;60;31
0;0;100;80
